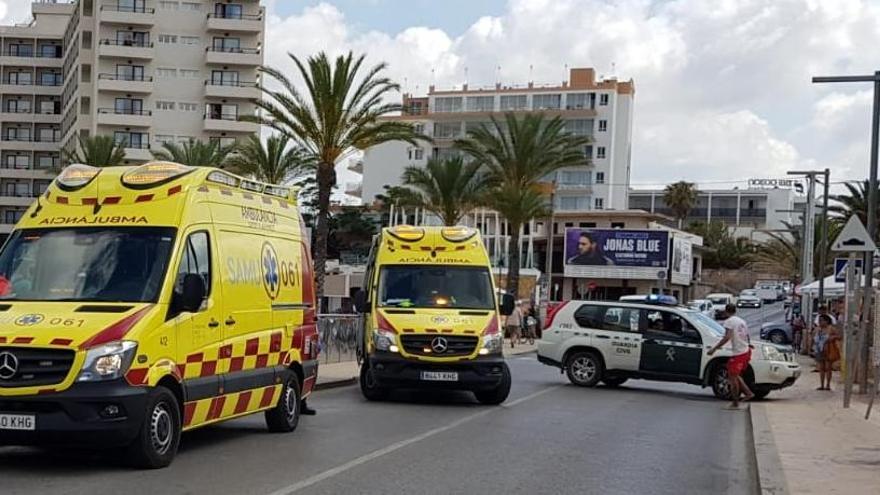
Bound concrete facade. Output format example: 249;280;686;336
0;0;265;234
360;67;635;212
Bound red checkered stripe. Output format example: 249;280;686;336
182;384;281;430
0;335;76;346
176;329;288;380
45;185;184;206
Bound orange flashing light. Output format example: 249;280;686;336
122;161;193;189
441;226;477;242
56;164;101;191
388;225;425;242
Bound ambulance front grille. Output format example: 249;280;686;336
0;347;75;388
400;334;479;357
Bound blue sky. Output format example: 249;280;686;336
274;0;506;36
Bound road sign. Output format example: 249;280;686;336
834;257;864;283
832;215;877;252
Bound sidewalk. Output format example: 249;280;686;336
752;357;880;494
315;339;538;389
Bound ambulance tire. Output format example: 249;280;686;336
265;374;301;433
126;386;181;469
474;363;511;405
359;361;388;401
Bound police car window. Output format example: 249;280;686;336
573;304;604;329
175;231;211;299
643;310;701;343
603;306;640;332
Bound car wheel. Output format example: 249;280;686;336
565;351;603;387
265;373;301;433
711;364;732;400
601;376;628;388
769;331;787;345
474;364;511;405
125;386;181;469
359;361;388;401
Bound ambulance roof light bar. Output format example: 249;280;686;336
56;164;101;191
441;226;477;242
122;161;194;189
388;225;425;242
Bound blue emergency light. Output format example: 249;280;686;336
645;294;678;305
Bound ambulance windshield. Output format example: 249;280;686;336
378;265;495;310
0;227;176;302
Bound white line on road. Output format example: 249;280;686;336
265;385;562;495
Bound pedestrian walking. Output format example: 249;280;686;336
708;303;754;409
813;314;841;391
790;314;805;353
525;308;537;345
506;301;523;349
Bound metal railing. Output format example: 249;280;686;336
317;314;362;364
98;73;153;82
207;13;262;20
206;46;260;54
98;107;152;116
100;39;153;48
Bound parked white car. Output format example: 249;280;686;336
687;299;714;318
536;298;801;399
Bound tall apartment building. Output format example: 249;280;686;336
359;67;635;212
0;0;264;236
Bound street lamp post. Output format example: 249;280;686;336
813;72;880;392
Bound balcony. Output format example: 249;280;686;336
0;52;62;68
345;182;362;197
0;136;60;152
0;81;63;96
121;143;153;161
0;109;60;123
97;108;152;127
205;46;261;66
0;194;38;207
206;12;263;32
555;183;593;193
204;80;260;99
97;73;154;93
348;161;363;173
98;39;155;60
99;3;155;25
203;113;259;133
0;167;55;179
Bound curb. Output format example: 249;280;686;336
314;377;357;391
749;402;789;495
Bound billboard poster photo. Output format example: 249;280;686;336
564;228;669;269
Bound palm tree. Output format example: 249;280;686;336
224;135;312;185
249;51;423;306
751;220;843;279
686;221;752;269
829;180;880;239
456;113;590;297
61;135;127;168
151;139;235;168
663;181;698;228
400;157;490;226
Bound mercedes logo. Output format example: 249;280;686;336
431;337;449;354
0;351;18;380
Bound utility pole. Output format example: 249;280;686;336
819;169;830;301
813;72;880;392
789;170;828;350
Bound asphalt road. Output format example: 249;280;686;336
736;301;788;338
0;298;779;495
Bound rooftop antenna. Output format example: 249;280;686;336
495;65;501;85
464;66;469;85
610;62;617;78
529;64;533;84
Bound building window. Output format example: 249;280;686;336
557;197;591;211
116;64;145;81
211;70;240;85
212;37;241;52
413;123;425;134
116;30;150;46
598;120;607;132
206;103;238;120
179;69;200;79
180;36;200;45
564;119;592;136
596;147;606;159
434;97;463;113
4;209;24;224
157;68;177;78
595;172;605;184
466;96;494;112
5;155;29;169
559;171;591;185
37;155;58;169
8;44;33;57
433;122;462;139
158;34;178;44
115;98;144;114
156;101;175;110
532;94;561;110
566;93;592;110
595;198;604;210
181;2;201;11
499;95;528;111
159;1;179;9
408;147;424;160
179;102;199;111
611;222;625;228
579;222;597;228
214;3;243;19
114;132;149;148
155;134;175;144
599;93;610;106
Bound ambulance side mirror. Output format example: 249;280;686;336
177;274;207;314
499;294;515;316
353;289;369;313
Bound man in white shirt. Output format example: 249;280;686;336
708;304;755;409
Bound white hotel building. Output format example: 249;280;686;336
0;0;264;236
358;67;635;213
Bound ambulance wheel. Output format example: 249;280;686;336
126;386;181;469
265;375;301;433
474;364;511;405
565;351;603;387
360;362;388;401
711;364;732;400
602;376;628;388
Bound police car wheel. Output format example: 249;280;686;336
474;363;511;405
602;376;628;388
711;365;732;400
565;351;603;387
126;386;181;469
265;374;301;433
359;361;388;401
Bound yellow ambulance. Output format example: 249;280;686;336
0;162;319;468
354;225;515;404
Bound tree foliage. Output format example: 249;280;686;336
224;134;312;185
686;221;752;269
151;139;235;168
61;135;127;169
663;181;698;228
401;157;490;226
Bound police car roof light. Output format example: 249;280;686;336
645;294;678;306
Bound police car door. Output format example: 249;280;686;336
639;309;702;377
573;304;640;372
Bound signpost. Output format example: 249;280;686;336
834;258;864;284
831;216;877;408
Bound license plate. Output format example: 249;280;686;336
0;413;35;431
420;371;458;382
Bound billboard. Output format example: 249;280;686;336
564;228;669;279
670;237;693;286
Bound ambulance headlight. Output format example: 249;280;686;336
480;333;503;355
762;344;784;362
373;329;398;353
78;341;138;381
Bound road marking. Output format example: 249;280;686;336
265;385;561;495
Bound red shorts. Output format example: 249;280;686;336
727;349;752;376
